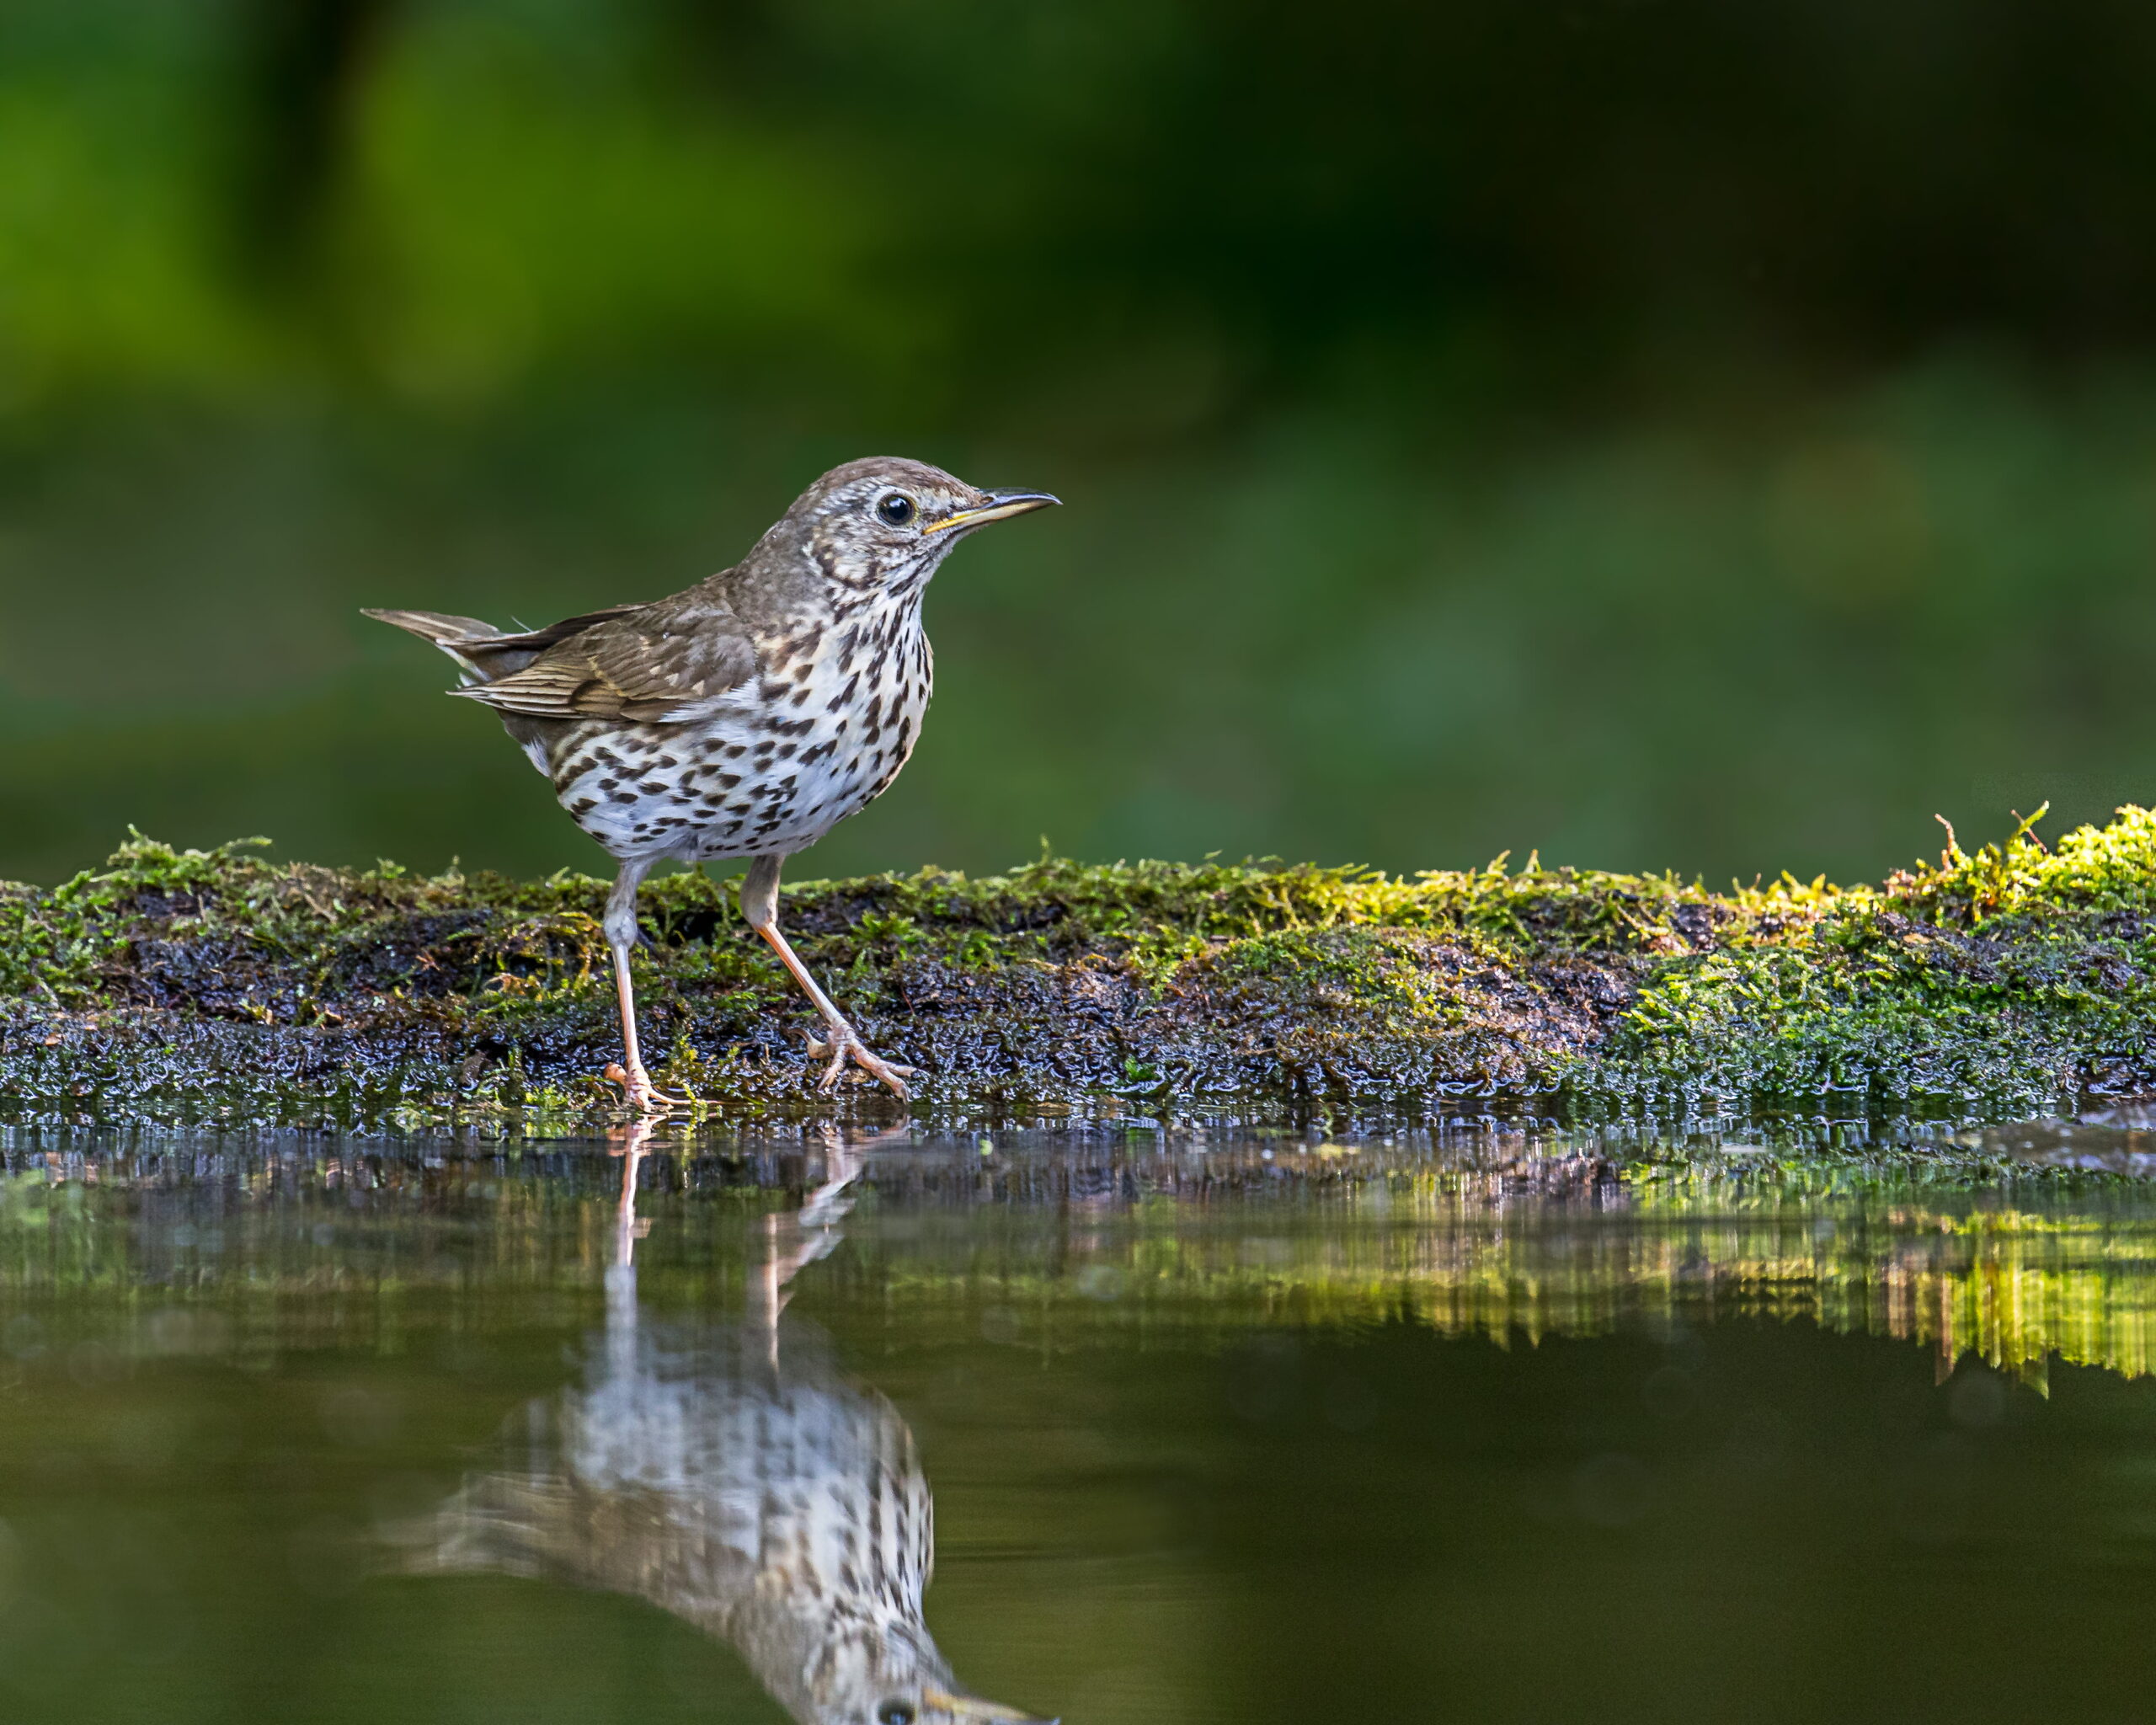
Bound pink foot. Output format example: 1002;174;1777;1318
803;1029;916;1100
604;1061;689;1113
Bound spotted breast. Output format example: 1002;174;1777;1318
541;587;934;864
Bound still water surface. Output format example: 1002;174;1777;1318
3;1120;2155;1722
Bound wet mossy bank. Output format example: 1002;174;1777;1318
6;809;2156;1130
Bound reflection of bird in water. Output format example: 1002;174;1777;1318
406;1126;1053;1725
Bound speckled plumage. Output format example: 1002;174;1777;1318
418;1316;959;1724
403;1137;1049;1725
366;458;1058;1108
532;569;935;863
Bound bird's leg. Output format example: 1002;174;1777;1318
600;857;686;1113
752;1130;867;1375
740;854;915;1100
796;1127;864;1231
603;1120;652;1372
606;1119;655;1265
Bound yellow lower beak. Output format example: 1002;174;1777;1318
921;1685;1058;1722
922;490;1062;535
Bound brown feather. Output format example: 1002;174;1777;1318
451;594;760;723
362;603;655;684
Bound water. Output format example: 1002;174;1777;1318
3;1120;2156;1722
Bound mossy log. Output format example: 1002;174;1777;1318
5;809;2156;1130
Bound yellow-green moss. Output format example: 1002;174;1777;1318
3;808;2156;1130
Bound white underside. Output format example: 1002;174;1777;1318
530;624;931;863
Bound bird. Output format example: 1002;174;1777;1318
398;1125;1055;1725
365;459;1059;1111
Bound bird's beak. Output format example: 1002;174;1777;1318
922;489;1061;535
921;1685;1058;1723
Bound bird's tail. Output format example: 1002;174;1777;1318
364;603;645;685
381;1468;584;1583
361;608;509;685
382;1464;726;1616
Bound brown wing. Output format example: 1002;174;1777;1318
451;595;760;724
363;605;651;682
478;606;654;653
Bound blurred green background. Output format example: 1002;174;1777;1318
5;0;2156;889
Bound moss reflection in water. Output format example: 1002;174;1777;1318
3;1133;2156;1386
3;1129;2156;1722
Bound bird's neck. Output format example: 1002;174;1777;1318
755;581;926;680
723;1594;946;1722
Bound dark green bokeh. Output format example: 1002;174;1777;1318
4;1;2155;886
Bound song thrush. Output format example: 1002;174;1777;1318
405;1128;1054;1724
366;459;1058;1110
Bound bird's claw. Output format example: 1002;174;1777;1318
605;1060;690;1114
800;1030;915;1100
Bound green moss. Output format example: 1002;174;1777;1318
4;809;2156;1129
1600;804;2156;1112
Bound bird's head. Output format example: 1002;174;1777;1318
781;457;1059;598
858;1685;1058;1725
777;1612;1056;1725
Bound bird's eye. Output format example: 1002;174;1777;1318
876;493;915;526
875;1704;916;1725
